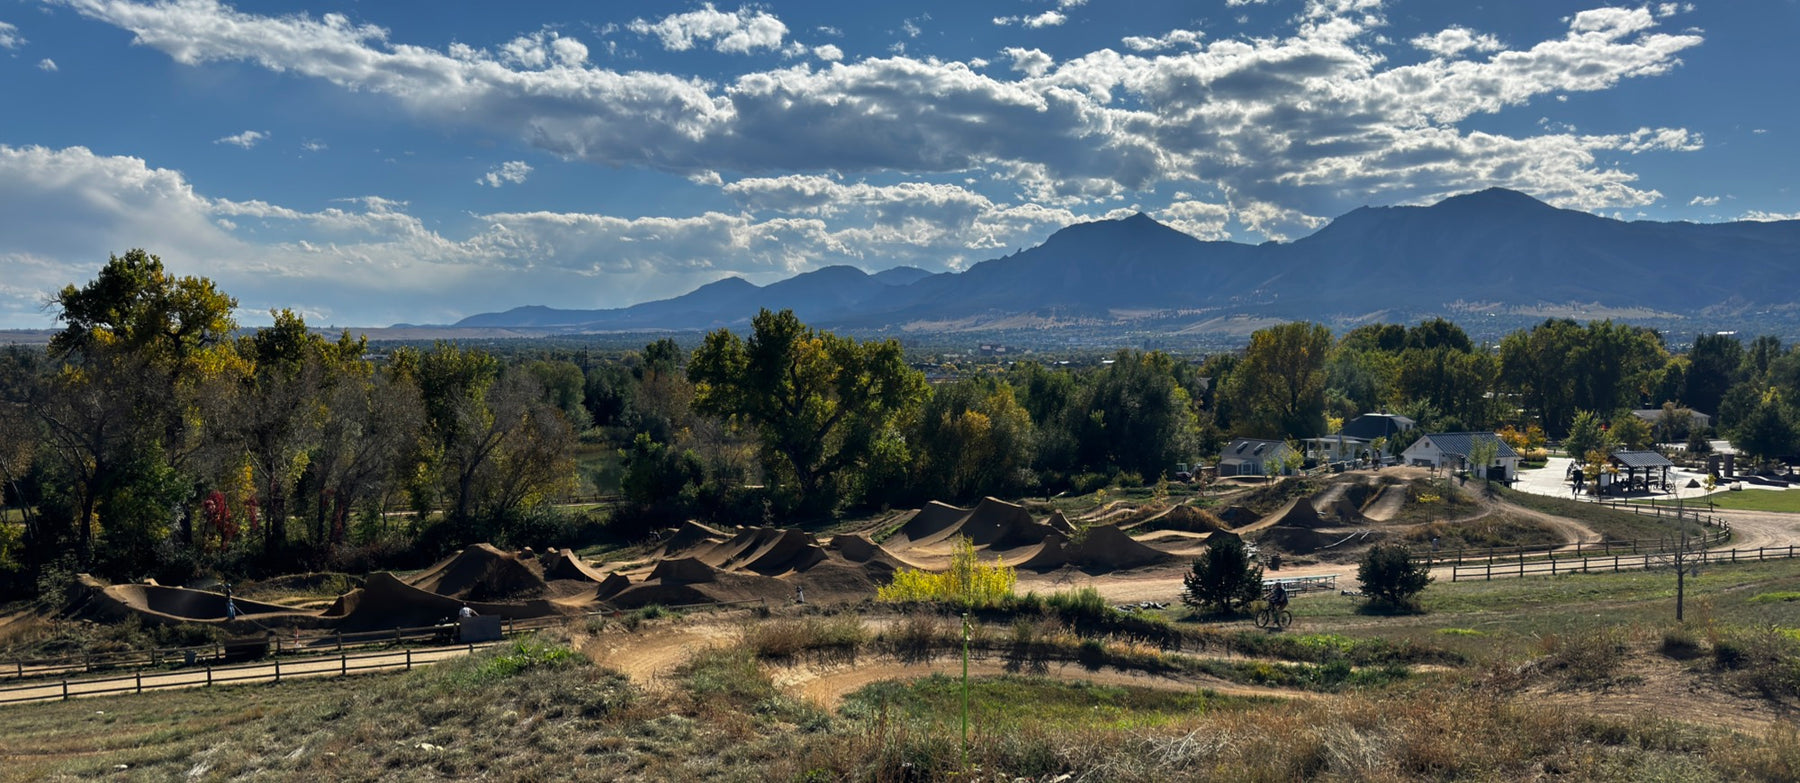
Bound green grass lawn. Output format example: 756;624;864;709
1642;488;1800;513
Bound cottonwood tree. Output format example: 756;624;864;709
39;250;236;563
1223;322;1332;439
688;309;925;515
1358;544;1432;609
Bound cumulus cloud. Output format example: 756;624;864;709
213;130;268;149
1122;30;1203;52
477;160;533;188
1689;195;1719;206
1739;210;1800;223
55;0;1708;239
994;11;1067;28
627;4;787;54
0;21;21;49
38;58;57;71
813;43;842;62
1411;27;1502;58
0;144;1098;327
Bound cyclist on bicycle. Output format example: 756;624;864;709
1267;582;1289;611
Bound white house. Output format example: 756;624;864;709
1218;438;1294;477
1400;432;1521;481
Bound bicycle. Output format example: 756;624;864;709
1253;603;1292;630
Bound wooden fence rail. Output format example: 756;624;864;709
1442;544;1800;582
0;642;500;706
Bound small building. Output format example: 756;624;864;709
1218;438;1295;477
1400;432;1521;481
1605;450;1675;493
1339;413;1416;442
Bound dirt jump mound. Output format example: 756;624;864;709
76;576;323;628
328;573;566;632
1065;525;1177;570
407;543;549;601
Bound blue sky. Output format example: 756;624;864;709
0;0;1795;328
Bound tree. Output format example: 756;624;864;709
1077;351;1199;479
912;379;1036;502
1224;322;1333;439
688;309;925;514
1468;436;1500;483
1181;534;1263;613
1731;388;1797;466
1563;410;1608;463
40;250;236;563
1358;544;1431;609
1608;412;1654;451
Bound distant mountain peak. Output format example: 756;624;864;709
1436;187;1557;212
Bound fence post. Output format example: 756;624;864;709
406;648;412;671
274;657;281;683
1614;554;1620;572
136;671;142;694
1485;560;1492;580
62;679;68;701
207;665;212;687
341;651;347;677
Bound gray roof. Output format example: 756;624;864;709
1417;432;1520;460
1339;413;1416;441
1609;450;1674;469
1220;438;1287;461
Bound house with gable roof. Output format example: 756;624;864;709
1218;438;1295;477
1400;432;1521;481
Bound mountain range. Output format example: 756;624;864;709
454;188;1800;335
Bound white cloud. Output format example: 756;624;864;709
0;21;21;49
813;43;842;62
627;4;787;54
1410;27;1502;58
478;160;533;188
1740;210;1800;222
0;143;1095;327
38;58;57;72
1122;30;1203;52
994;11;1067;28
213;130;268;149
302;139;327;152
1001;46;1054;77
57;0;1709;240
1158;199;1232;239
1689;195;1719;206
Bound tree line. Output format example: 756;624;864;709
5;251;1800;596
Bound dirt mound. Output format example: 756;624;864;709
79;577;319;627
959;497;1061;548
1256;525;1341;555
710;527;830;575
1215;506;1259;528
648;557;722;584
1326;495;1366;525
1045;510;1078;534
1065;525;1177;570
541;550;611;583
1273;497;1335;530
829;533;881;562
407;544;549;601
594;572;631;600
659;521;732;560
330;573;566;631
891;501;972;547
608;570;792;609
1159;505;1227;533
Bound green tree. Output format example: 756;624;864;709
1357;543;1431;609
1731;388;1797;465
1181;534;1263;613
688;309;925;514
1563;410;1608;463
1608;412;1654;451
1224;322;1333;439
40;250;236;564
1683;333;1744;416
912;379;1036;502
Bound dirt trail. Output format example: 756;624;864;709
779;658;1311;709
1360;485;1406;521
